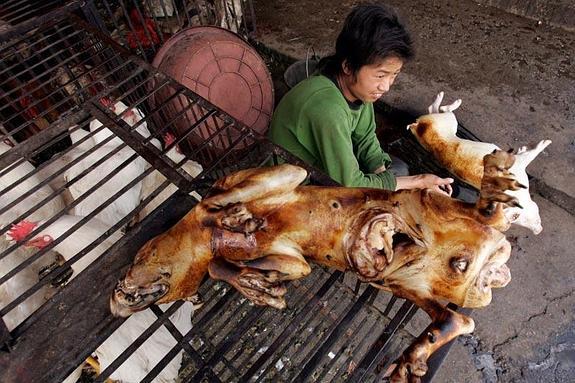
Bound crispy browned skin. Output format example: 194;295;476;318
408;113;499;189
111;150;522;382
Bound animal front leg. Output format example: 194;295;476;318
390;300;475;383
474;149;526;230
208;253;311;309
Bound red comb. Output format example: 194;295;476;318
7;220;39;242
100;97;113;108
163;132;176;146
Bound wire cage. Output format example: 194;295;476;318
0;0;256;62
0;1;481;383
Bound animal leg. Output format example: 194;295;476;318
390;300;475;383
204;202;266;234
475;150;526;229
208;253;311;309
200;164;307;211
516;139;551;164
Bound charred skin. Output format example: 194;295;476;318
112;153;518;382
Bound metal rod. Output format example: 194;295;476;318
291;286;378;382
348;300;418;381
93;301;185;382
239;271;342;380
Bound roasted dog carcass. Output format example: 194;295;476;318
408;111;551;234
111;149;523;382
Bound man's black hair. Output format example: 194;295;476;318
320;3;414;77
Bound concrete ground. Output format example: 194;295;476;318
251;0;575;381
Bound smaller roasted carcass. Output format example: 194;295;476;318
111;148;523;382
408;110;551;234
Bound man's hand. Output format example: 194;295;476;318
428;91;462;114
395;174;454;196
417;174;454;196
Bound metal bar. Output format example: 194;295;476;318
87;103;197;192
226;270;333;370
325;318;382;381
383;295;399;316
1;151;144;317
0;1;82;43
0;109;86;172
0;137;144;289
348;300;418;382
139;316;207;383
239;271;342;380
149;304;204;362
0;51;135;140
186;306;266;382
0;317;11;351
291;286;378;382
0;24;77;80
93;301;185;383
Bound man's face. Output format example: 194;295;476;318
341;56;403;103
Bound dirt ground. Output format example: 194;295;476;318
251;0;575;382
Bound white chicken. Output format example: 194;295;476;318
63;100;156;228
6;215;122;279
137;133;203;223
0;142;65;331
6;214;193;382
0;238;61;331
407;112;551;234
95;302;194;382
0;141;65;226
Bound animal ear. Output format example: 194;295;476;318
507;148;514;153
7;220;39;242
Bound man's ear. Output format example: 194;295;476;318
342;60;352;75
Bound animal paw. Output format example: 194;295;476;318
478;150;526;215
390;350;429;383
219;203;266;234
208;259;287;309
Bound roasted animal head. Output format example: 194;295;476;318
110;234;171;317
110;222;211;317
373;205;512;308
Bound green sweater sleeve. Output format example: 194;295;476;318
306;101;396;190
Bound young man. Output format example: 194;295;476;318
269;3;456;195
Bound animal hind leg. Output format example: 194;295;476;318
202;164;308;210
389;299;475;383
197;164;308;234
516;139;551;165
208;253;311;309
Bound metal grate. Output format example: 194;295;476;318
0;6;448;383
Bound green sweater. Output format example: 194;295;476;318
269;75;396;189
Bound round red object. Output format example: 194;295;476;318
151;27;274;163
